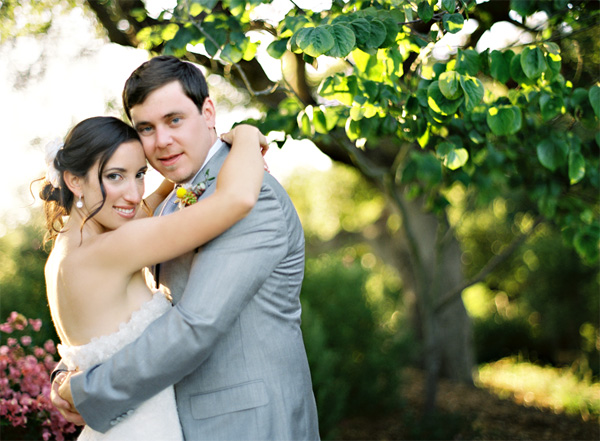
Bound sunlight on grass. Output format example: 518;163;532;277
476;357;600;422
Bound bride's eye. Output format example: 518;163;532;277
105;173;122;181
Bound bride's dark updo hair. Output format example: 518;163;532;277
39;116;140;243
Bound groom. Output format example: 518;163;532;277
53;56;320;440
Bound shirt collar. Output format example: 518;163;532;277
183;139;224;185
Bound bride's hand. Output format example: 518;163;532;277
52;371;85;425
220;125;270;171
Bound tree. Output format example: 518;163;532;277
4;0;598;415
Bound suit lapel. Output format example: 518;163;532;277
151;142;230;288
193;141;230;197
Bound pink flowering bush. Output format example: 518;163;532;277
1;312;80;440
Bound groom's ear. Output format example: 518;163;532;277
63;171;82;196
201;97;216;130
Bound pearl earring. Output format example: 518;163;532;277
76;195;83;209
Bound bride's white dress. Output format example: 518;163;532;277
58;292;184;441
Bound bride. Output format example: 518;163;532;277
40;116;266;440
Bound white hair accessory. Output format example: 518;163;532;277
45;138;63;188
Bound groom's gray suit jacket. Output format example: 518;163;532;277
71;143;320;440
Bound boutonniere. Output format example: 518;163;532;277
175;170;215;208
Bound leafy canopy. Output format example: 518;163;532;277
112;0;600;263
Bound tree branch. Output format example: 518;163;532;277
434;216;544;313
84;0;136;47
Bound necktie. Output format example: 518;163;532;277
153;188;180;288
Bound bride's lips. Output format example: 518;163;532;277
159;153;182;167
114;206;136;219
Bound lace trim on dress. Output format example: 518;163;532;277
58;292;172;371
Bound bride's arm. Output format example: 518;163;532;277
136;178;175;218
93;125;267;273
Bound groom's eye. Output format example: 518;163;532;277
137;126;153;135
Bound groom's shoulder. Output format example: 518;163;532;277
261;171;293;202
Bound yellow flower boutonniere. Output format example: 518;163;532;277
175;170;215;209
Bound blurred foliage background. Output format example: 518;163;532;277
1;0;599;438
2;162;598;437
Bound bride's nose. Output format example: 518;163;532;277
123;180;144;204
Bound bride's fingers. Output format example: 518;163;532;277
220;128;269;155
258;133;269;155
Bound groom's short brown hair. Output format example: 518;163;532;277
122;55;210;121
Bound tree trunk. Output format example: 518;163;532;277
392;194;475;412
346;191;476;392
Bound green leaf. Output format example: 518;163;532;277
539;93;564;121
313;106;342;134
510;0;537;17
228;0;246;17
242;41;258;61
546;52;561;73
325;24;356;58
365;18;387;49
384;47;404;78
296;26;335;57
266;38;289;59
456;49;480;76
319;74;358;106
345;118;361;141
190;0;218;11
288;31;301;53
427;81;463;115
468;129;485;144
544;41;560;55
417;1;434;23
202;21;227;57
442;13;464;34
221;42;244;64
459;75;484;111
416;152;443;187
381;114;398;134
437;141;469;170
536;139;568;171
486;105;522;136
442;0;456;12
283;15;310;36
349;18;371;46
297;109;313;136
438;71;462;100
163;25;202;56
380;18;400;48
520;46;547;79
573;225;600;263
568;151;585;184
589;85;600;118
489;50;510;83
509;53;530;85
312;106;327;134
332;15;351;25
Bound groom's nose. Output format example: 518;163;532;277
155;126;173;149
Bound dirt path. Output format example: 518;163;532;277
337;368;599;440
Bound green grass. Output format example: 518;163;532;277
477;356;600;421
